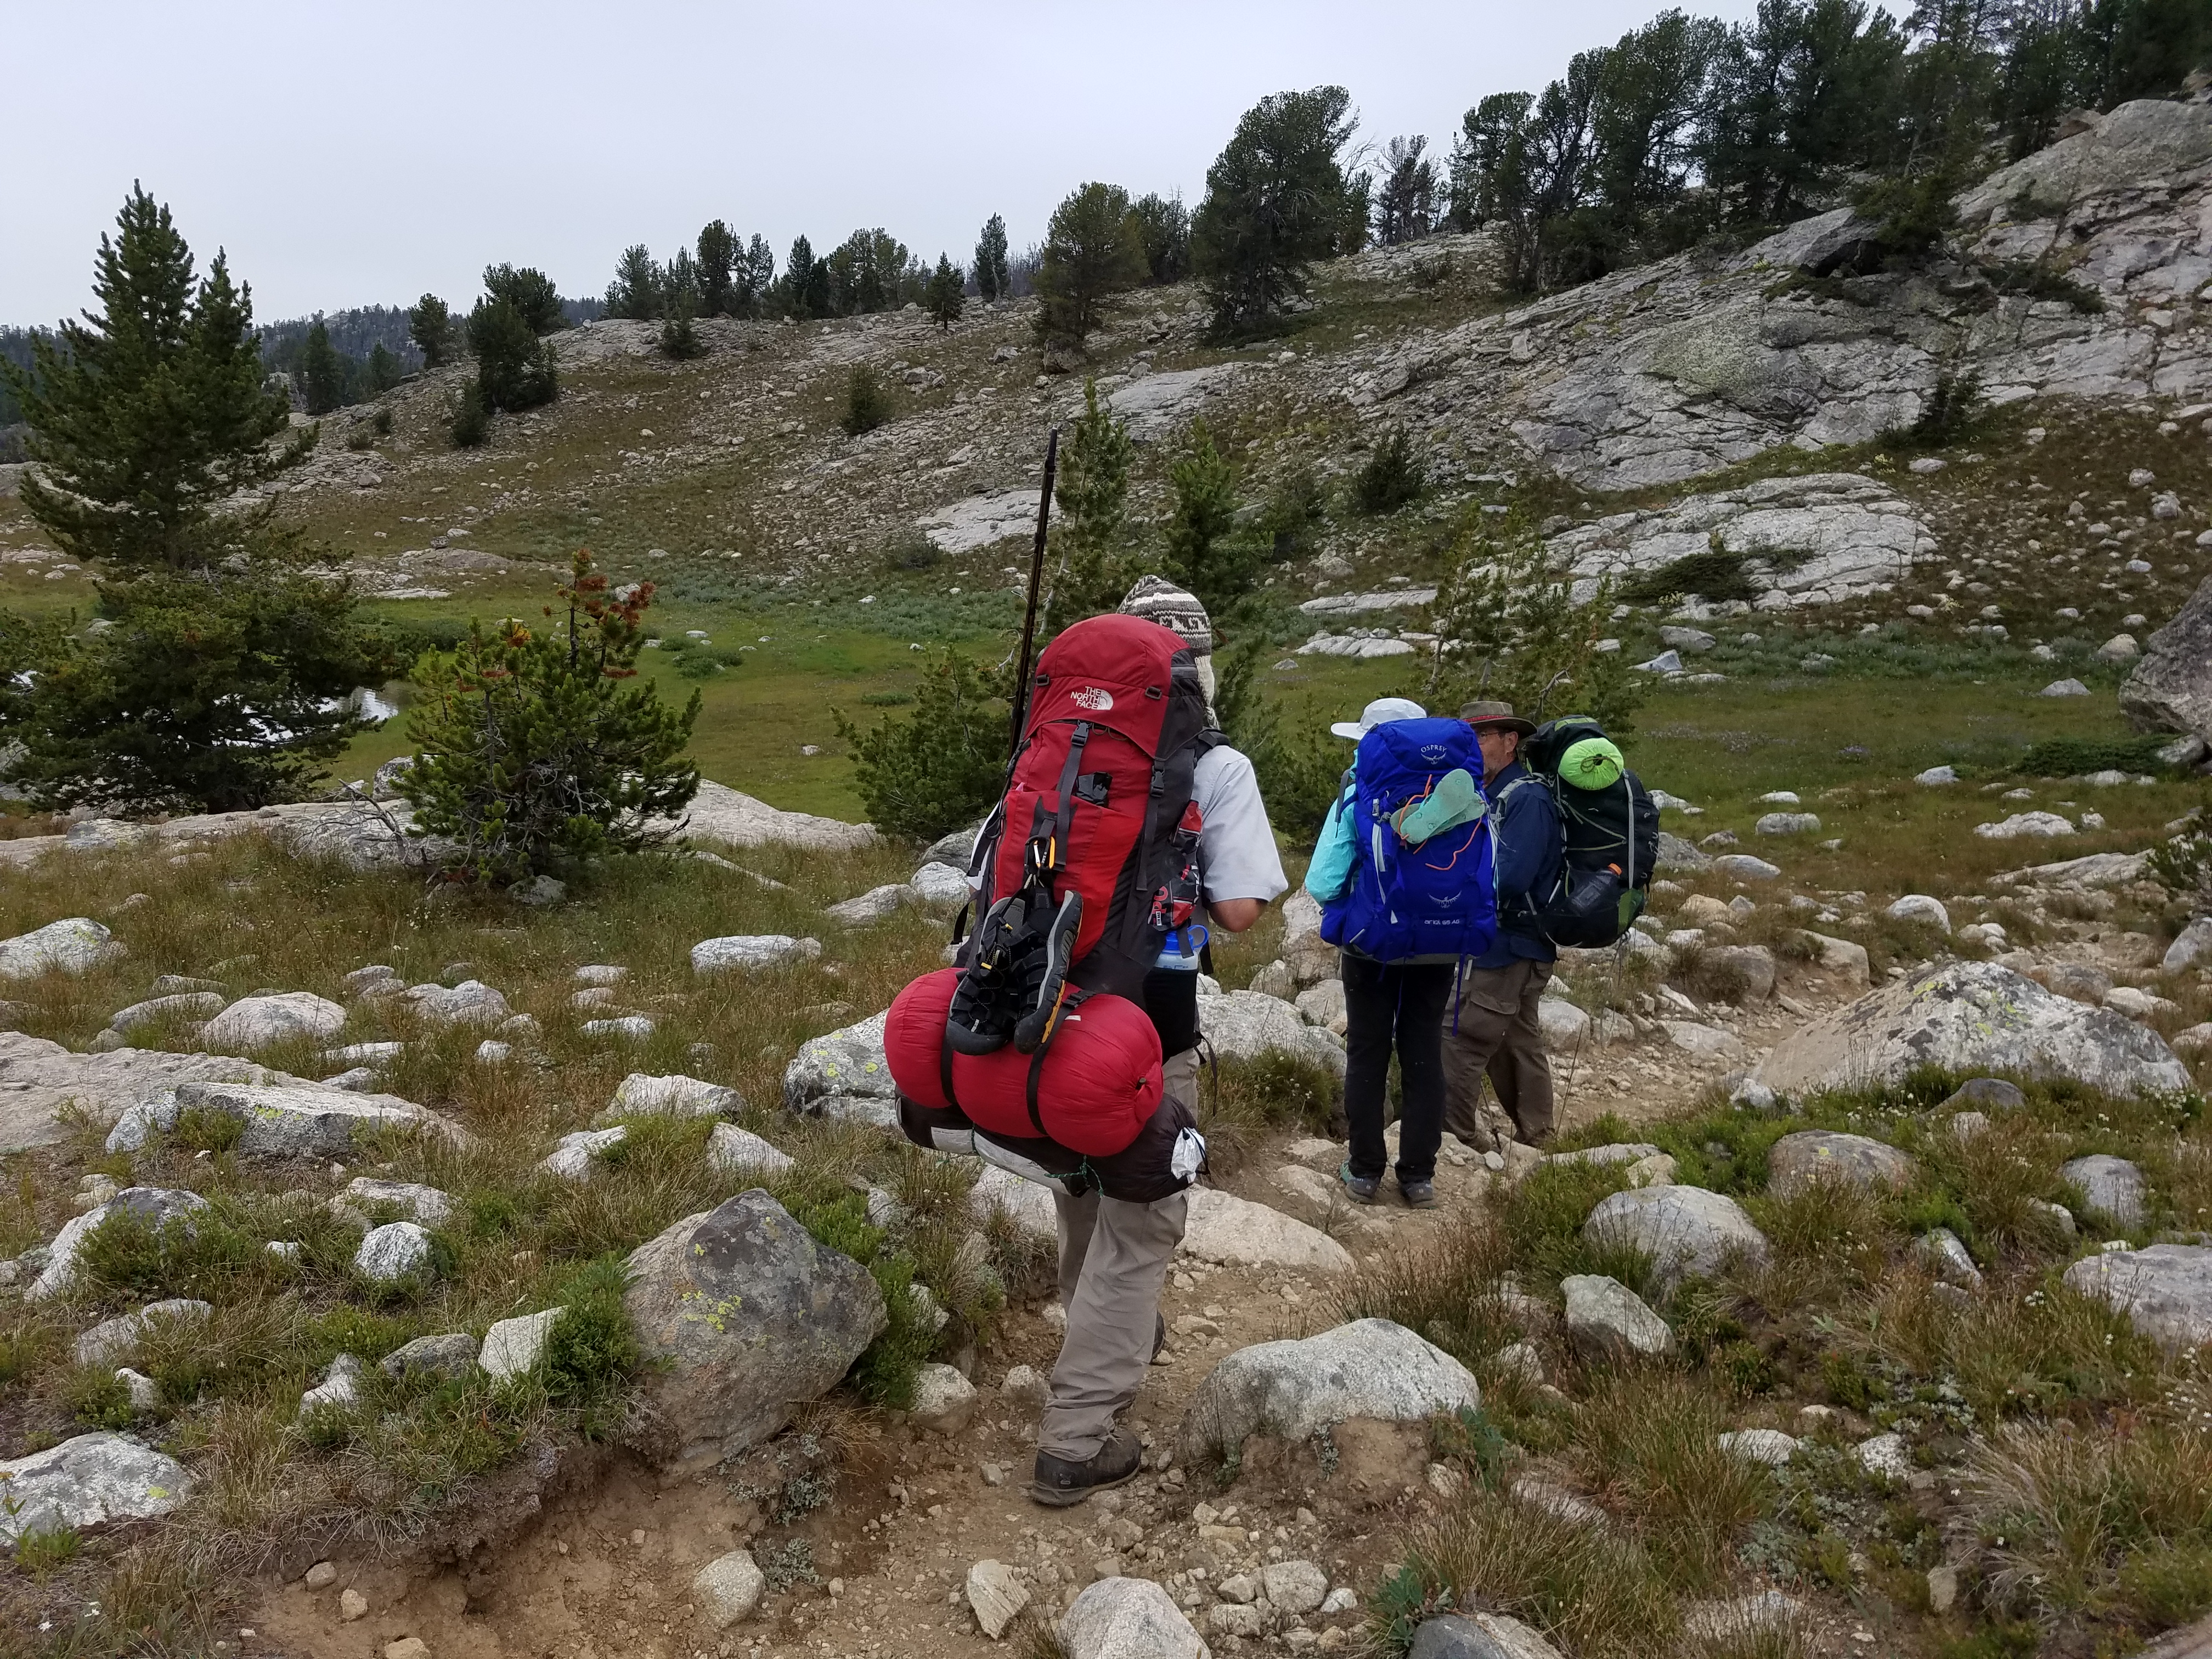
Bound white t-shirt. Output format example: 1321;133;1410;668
1192;743;1288;908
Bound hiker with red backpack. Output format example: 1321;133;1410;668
1305;697;1498;1210
882;579;1283;1508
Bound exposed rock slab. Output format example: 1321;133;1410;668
1754;961;2189;1098
1180;1188;1352;1273
0;918;127;979
172;1080;463;1158
2062;1245;2212;1353
1551;473;1934;608
1180;1318;1479;1460
2123;574;2212;744
0;1433;194;1543
1583;1186;1770;1290
1199;989;1346;1076
669;779;876;853
0;1033;297;1155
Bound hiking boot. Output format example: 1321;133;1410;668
1339;1163;1381;1204
1397;1177;1438;1209
1031;1429;1143;1508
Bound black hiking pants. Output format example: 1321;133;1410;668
1341;955;1457;1187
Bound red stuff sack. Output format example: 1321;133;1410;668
885;968;1162;1156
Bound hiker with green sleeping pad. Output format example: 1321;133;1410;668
1442;704;1660;1149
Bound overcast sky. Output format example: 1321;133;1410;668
9;0;1861;329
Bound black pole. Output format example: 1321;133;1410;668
1008;427;1060;756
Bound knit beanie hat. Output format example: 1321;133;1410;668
1120;575;1216;720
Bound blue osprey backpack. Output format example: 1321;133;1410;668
1319;717;1498;963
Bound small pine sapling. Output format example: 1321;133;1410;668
840;365;891;437
402;550;701;884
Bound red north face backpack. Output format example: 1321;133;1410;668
881;612;1216;1156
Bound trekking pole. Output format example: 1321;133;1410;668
1007;427;1061;756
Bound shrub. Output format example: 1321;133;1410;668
371;407;393;436
1352;426;1424;515
449;381;489;448
840;365;890;437
2015;735;2171;777
659;290;705;360
1890;368;1983;448
542;1255;639;1429
402;549;701;883
833;649;1006;841
882;531;943;572
66;1365;139;1430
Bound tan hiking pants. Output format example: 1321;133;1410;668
1441;957;1556;1146
1037;1049;1195;1461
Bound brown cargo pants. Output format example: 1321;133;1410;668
1037;1049;1195;1461
1441;957;1556;1147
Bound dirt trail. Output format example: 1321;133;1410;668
250;970;1841;1659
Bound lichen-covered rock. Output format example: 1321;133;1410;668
691;934;823;974
2061;1154;2147;1230
693;1549;767;1628
1767;1131;1916;1198
783;1011;894;1113
0;918;127;980
30;1186;208;1300
1583;1186;1770;1291
706;1123;795;1177
1755;961;2188;1098
402;980;511;1028
108;992;227;1034
540;1126;627;1181
2062;1245;2212;1353
340;1177;453;1226
199;992;348;1053
354;1221;433;1283
1180;1318;1479;1461
1562;1273;1675;1362
623;1190;887;1468
1200;989;1346;1076
908;1363;978;1434
0;1433;193;1543
379;1332;478;1380
1059;1576;1210;1659
479;1308;561;1380
172;1080;462;1158
597;1072;742;1124
72;1299;211;1365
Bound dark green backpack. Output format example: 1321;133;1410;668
1506;716;1661;948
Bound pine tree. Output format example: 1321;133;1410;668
924;255;965;330
782;235;830;318
468;298;557;412
1130;193;1192;284
409;293;454;367
403;550;701;883
1035;183;1144;352
1191;87;1361;336
366;342;402;393
974;213;1011;301
1163;419;1257;612
1374;136;1441;244
4;184;301;571
696;219;737;315
741;234;776;315
1043;380;1142;635
2;531;390;814
482;264;566;333
660;284;705;360
300;315;347;415
605;244;664;320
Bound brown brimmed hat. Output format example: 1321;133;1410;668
1459;699;1535;736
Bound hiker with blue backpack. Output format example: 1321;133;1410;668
1305;697;1497;1209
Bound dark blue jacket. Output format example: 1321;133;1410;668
1472;760;1561;967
